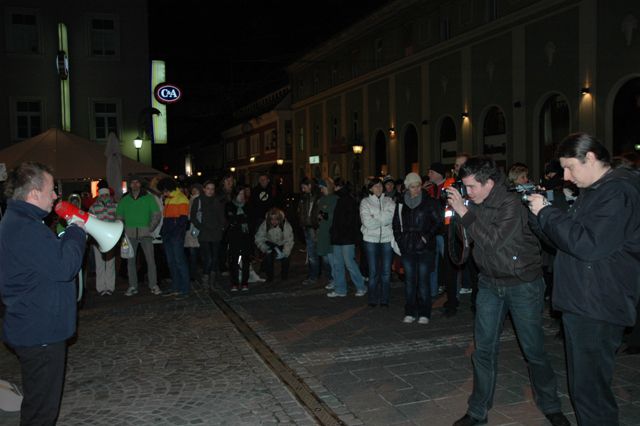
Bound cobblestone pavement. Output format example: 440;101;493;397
1;247;639;425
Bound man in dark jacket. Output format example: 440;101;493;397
0;162;86;425
297;177;321;285
529;133;640;426
249;173;277;232
327;178;367;297
446;157;569;426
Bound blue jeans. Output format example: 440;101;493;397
163;232;191;295
364;241;392;305
430;234;445;297
402;252;432;317
304;228;320;280
563;312;625;426
322;253;334;282
468;276;561;420
331;244;365;295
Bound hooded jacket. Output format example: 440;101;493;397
0;200;86;347
537;167;640;326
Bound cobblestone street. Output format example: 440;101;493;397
1;248;639;425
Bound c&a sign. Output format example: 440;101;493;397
154;83;182;104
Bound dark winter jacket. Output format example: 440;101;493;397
0;200;86;347
249;183;276;231
330;187;360;245
536;167;640;326
297;191;320;229
191;194;226;242
459;177;542;286
392;190;442;255
225;200;253;253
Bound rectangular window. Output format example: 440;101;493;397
6;10;40;54
92;101;119;140
226;142;235;160
264;129;277;152
313;72;320;94
89;15;119;57
15;100;42;139
440;17;450;41
237;138;247;159
250;134;260;155
330;66;338;86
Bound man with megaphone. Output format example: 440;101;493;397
0;162;87;425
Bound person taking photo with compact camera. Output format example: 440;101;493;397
446;156;569;426
528;133;640;426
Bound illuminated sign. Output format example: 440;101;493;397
154;83;182;104
309;155;320;164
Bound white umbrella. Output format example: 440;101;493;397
105;132;123;201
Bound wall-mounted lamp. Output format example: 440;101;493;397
580;87;590;95
461;112;470;119
197;171;202;177
229;166;236;172
276;159;284;166
133;136;143;162
249;156;256;163
421;119;429;125
635;144;640;151
173;175;178;179
352;143;364;155
513;101;522;108
388;127;396;137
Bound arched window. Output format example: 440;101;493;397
613;77;640;155
483;106;507;170
539;95;569;170
439;117;457;165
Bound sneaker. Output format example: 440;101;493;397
231;285;239;292
459;287;473;295
355;289;367;297
162;290;179;297
302;278;317;286
438;286;445;295
418;316;430;325
124;288;138;297
241;284;249;292
453;414;487;426
402;315;415;323
105;290;113;296
544;412;570;426
325;282;335;290
221;271;229;276
327;291;346;298
150;287;162;295
99;291;107;296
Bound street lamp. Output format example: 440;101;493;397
352;142;364;187
133;136;143;162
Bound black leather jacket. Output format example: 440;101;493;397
459;178;542;286
392;190;442;255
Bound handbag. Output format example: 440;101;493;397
391;204;403;256
120;234;134;259
190;198;202;237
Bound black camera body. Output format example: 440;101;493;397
441;179;467;199
510;183;546;202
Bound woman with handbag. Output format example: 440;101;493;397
392;173;442;324
360;178;395;307
184;183;203;281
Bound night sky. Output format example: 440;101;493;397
148;0;392;153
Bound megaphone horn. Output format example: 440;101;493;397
54;201;124;253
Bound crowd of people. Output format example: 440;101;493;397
0;132;639;425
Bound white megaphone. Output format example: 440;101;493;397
55;201;124;252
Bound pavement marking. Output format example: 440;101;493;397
204;285;346;426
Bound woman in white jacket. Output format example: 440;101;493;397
360;178;396;307
255;207;294;282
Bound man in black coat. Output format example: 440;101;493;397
249;172;277;232
447;157;569;426
529;133;640;426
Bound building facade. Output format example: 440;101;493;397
221;87;293;193
0;0;152;164
287;0;640;188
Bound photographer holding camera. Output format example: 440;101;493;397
528;133;640;426
446;156;569;426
